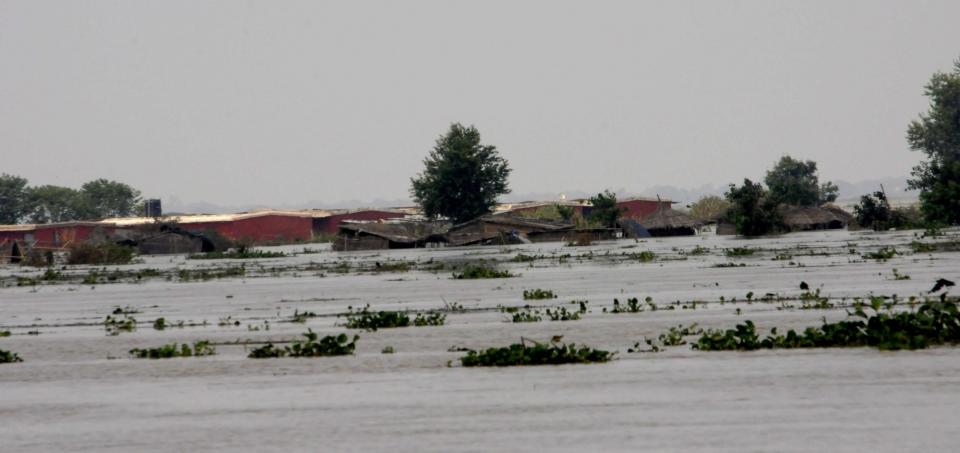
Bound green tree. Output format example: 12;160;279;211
0;174;30;224
80;179;142;219
725;179;781;236
411;124;511;224
907;58;960;225
854;190;894;231
588;190;625;228
689;195;731;222
764;155;837;207
26;185;88;223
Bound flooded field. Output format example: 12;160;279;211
2;229;960;452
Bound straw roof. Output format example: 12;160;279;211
779;205;852;228
638;209;703;230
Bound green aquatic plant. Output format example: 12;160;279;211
452;265;514;279
290;309;319;323
0;348;23;363
863;247;898;261
247;330;358;358
129;341;216;359
511;310;542;323
522;288;557;300
724;247;754;257
188;249;286;260
694;297;960;351
342;305;410;331
413;312;446;326
104;314;136;336
460;339;614;367
630;323;703;352
152;317;166;330
545;306;581;321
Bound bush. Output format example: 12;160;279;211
725;179;782;236
67;242;135;265
129;341;216;359
248;330;358;358
452;265;514;279
461;341;614;367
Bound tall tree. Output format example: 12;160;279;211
0;173;30;224
27;185;87;223
725;179;782;236
764;155;837;207
80;179;142;219
587;190;625;228
907;58;960;225
411;123;511;224
689;195;731;222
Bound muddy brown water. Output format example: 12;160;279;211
2;229;959;452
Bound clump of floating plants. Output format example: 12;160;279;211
460;338;614;367
129;341;216;359
452;265;514;279
0;349;23;363
522;288;557;300
248;330;357;358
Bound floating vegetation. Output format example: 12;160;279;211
522;288;557;300
630;323;703;352
177;265;245;281
694;297;960;351
372;261;411;272
628;251;656;262
290;309;319;323
414;312;446;326
152;317;167;330
452;265;514;279
890;268;911;281
188;249;286;260
545;306;582;321
511;310;543;323
218;316;241;327
247;330;358;358
104;314;136;336
511;253;541;263
604;297;653;313
687;245;709;255
342;305;410;330
129;341;216;359
714;262;747;268
112;305;140;315
0;349;23;363
381;346;395;354
0;330;10;337
460;339;614;367
910;241;936;253
724;247;754;257
863;247;898;261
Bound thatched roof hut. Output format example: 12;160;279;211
779;205;852;231
446;215;573;246
333;221;450;251
638;208;704;237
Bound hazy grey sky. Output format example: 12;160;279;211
2;1;959;207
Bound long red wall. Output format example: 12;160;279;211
312;210;407;234
181;215;313;244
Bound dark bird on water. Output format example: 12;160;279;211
930;278;955;293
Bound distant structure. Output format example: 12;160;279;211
144;199;162;217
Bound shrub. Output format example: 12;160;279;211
129;341;216;359
522;289;557;300
67;242;135;265
452;265;514;279
247;330;358;358
0;349;23;363
342;305;410;331
460;341;614;367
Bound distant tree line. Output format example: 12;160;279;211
0;174;141;224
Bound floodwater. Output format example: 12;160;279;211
2;229;959;452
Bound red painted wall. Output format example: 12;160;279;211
0;224;113;249
616;199;672;220
313;210;407;234
182;215;313;244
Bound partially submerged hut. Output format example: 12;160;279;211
637;208;704;237
333;221;449;251
446;216;574;246
780;205;852;231
0;240;23;264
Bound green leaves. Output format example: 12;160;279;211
129;341;216;359
411;123;511;224
247;330;358;358
460;341;614;367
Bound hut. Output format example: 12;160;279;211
332;221;449;251
446;216;574;246
780;205;852;231
637;208;704;237
0;240;23;264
